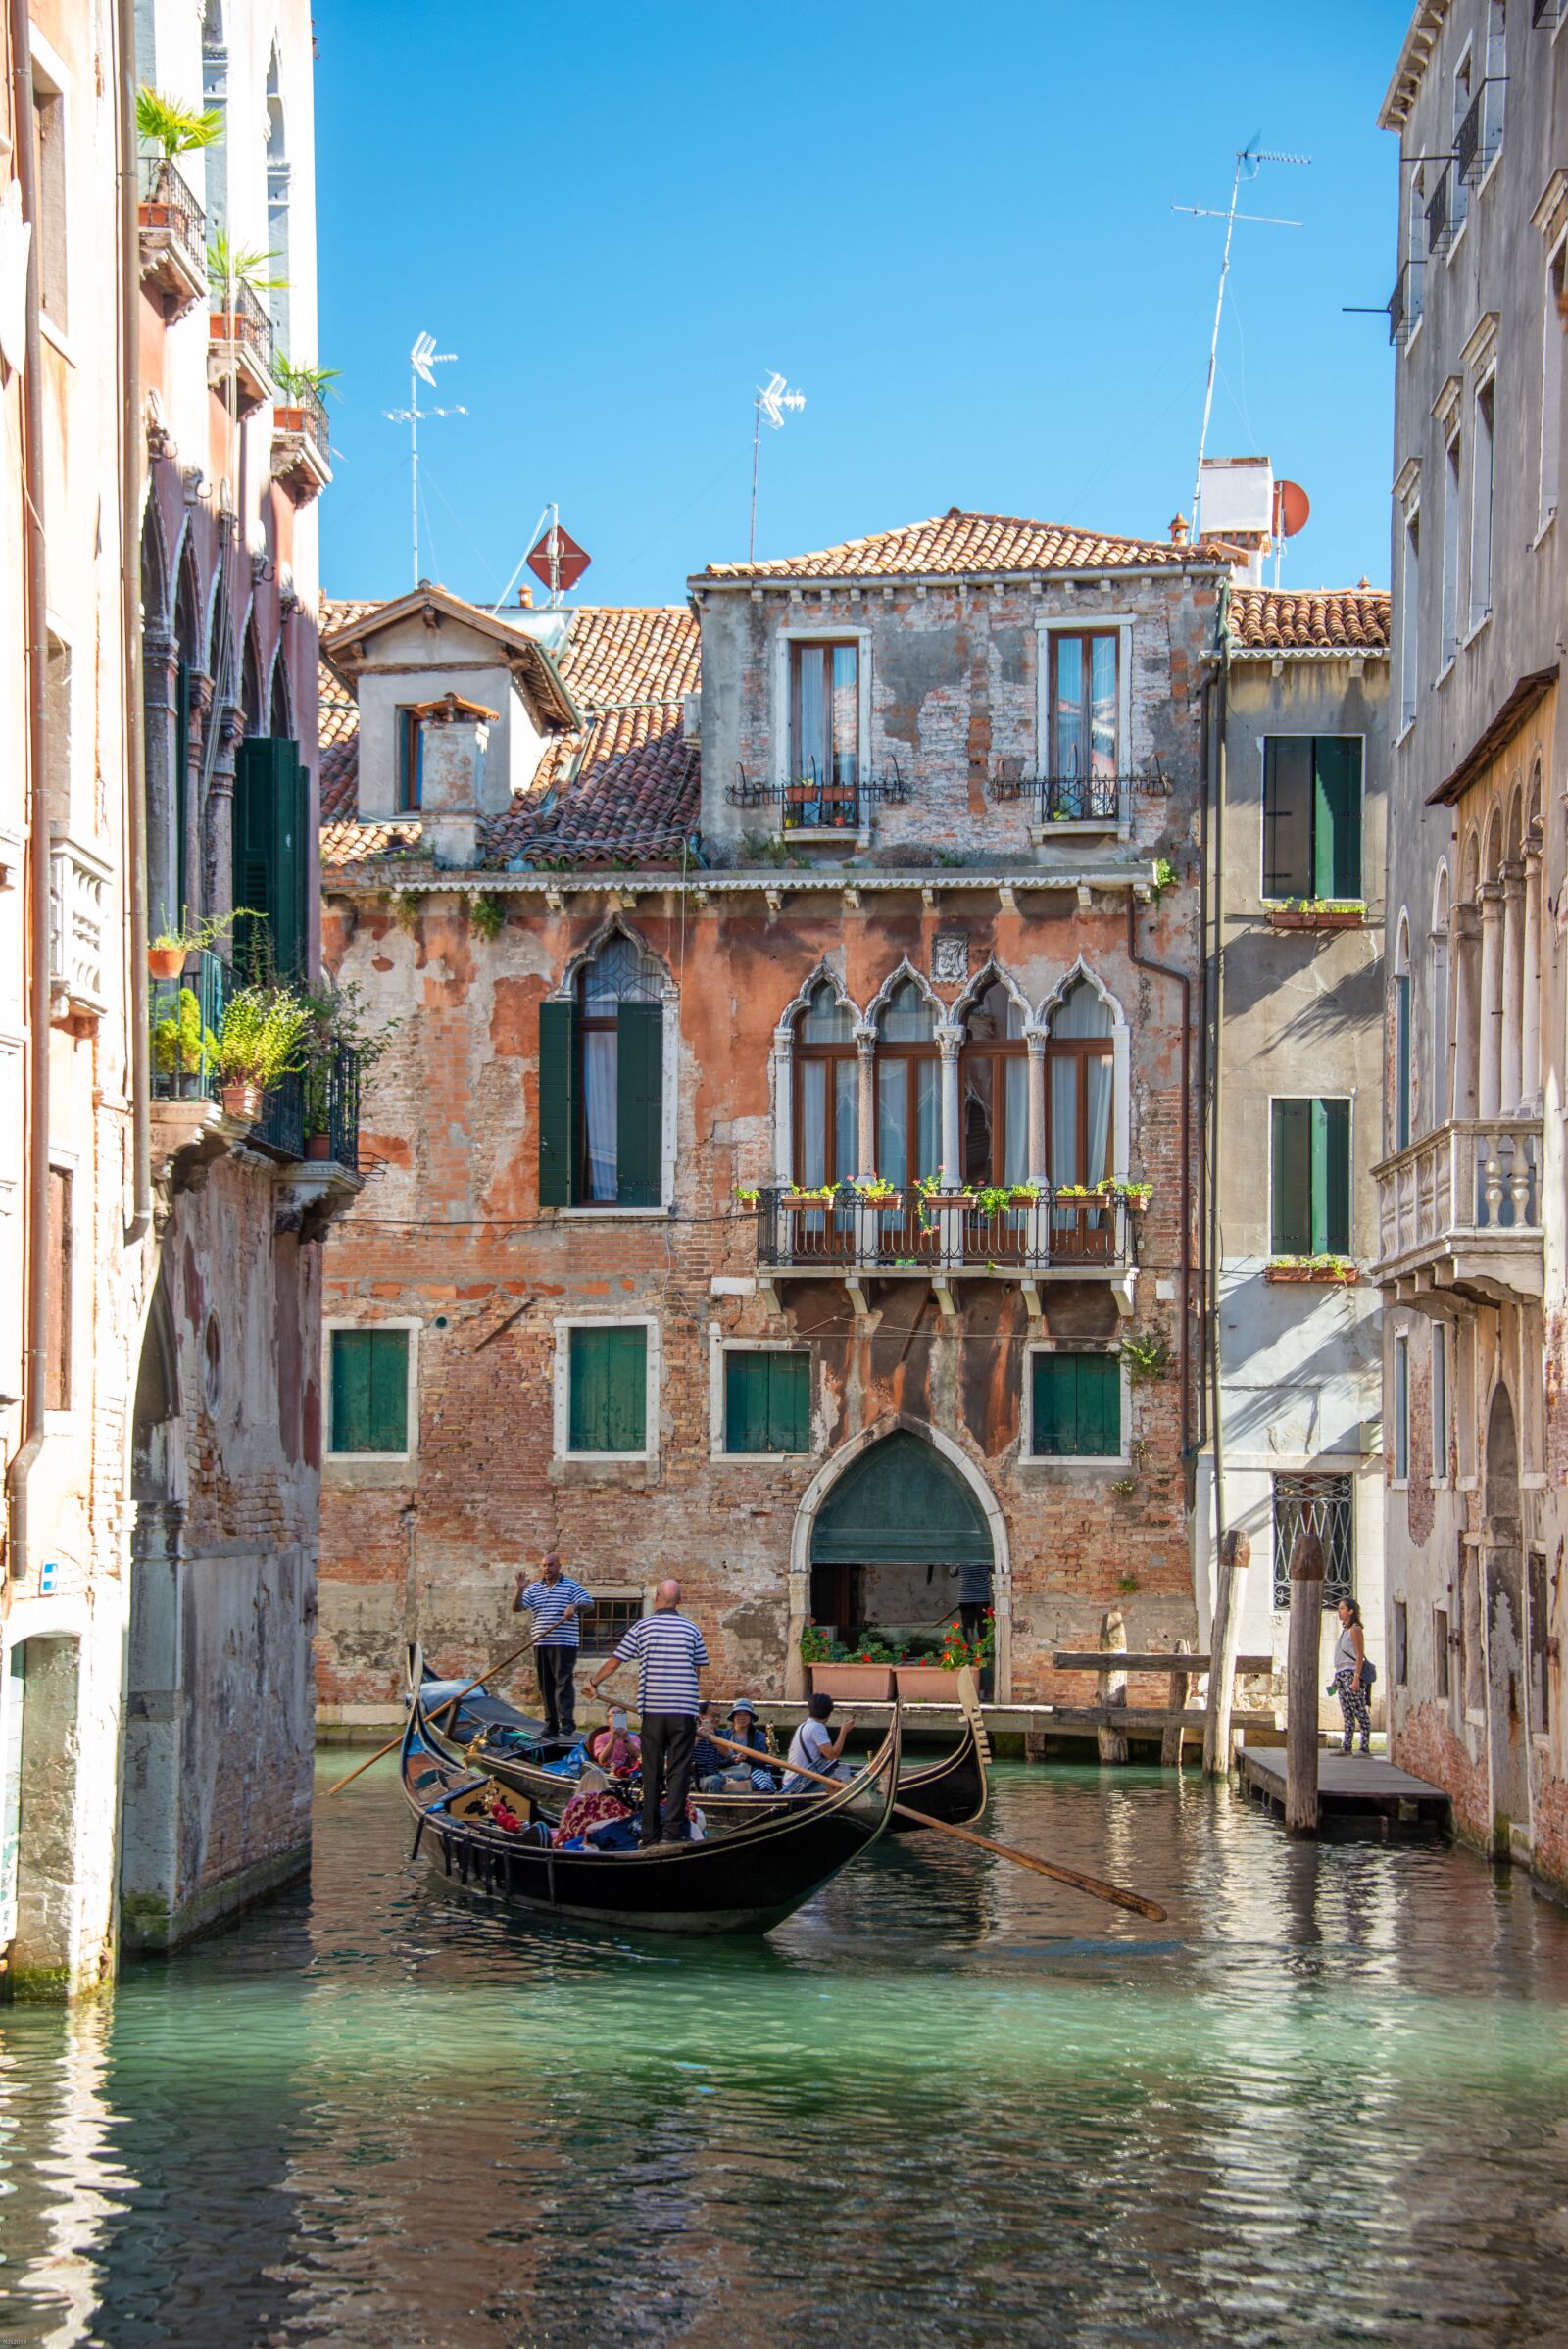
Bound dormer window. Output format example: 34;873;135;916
395;707;424;812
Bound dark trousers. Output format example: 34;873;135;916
535;1645;577;1737
958;1601;988;1641
639;1713;697;1844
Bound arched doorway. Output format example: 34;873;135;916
806;1426;995;1656
120;1275;186;1947
1483;1382;1527;1853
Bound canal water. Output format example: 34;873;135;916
1;1760;1566;2349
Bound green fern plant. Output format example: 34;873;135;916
467;892;506;941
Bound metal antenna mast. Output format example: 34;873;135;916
1174;144;1308;543
384;332;467;587
750;370;806;562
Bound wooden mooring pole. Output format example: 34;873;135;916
1202;1528;1250;1778
1160;1639;1194;1769
1098;1607;1129;1765
1285;1530;1325;1835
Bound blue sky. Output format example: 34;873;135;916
317;3;1406;610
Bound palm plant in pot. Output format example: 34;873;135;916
215;984;310;1125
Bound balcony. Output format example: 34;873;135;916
271;381;332;504
48;836;112;1025
1373;1118;1544;1307
137;159;207;320
208;280;277;416
726;762;908;839
750;1183;1136;1314
1455;85;1502;187
988;768;1130;840
1425;164;1456;258
1388;260;1425;348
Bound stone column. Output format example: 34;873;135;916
1499;858;1525;1114
772;1026;795;1185
1477;881;1504;1123
1522;835;1544;1110
1451;902;1481;1121
183;671;214;927
203;703;244;926
142;628;181;939
855;1025;877;1184
937;1022;961;1186
1024;1026;1049;1188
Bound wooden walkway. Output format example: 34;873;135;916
1238;1744;1451;1834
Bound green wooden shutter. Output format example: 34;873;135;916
725;1351;766;1452
615;1002;663;1207
767;1351;809;1452
725;1351;808;1452
1262;739;1313;898
1032;1353;1066;1455
331;1329;408;1452
233;736;306;979
1314;1098;1351;1254
1271;1100;1312;1254
1313;738;1362;900
538;1000;579;1207
1074;1354;1120;1456
174;660;191;926
569;1326;646;1453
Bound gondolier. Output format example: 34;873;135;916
585;1579;710;1847
513;1553;592;1738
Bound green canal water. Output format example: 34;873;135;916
1;1759;1566;2349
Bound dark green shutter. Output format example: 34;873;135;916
232;736;306;979
1271;1100;1313;1254
1262;739;1313;898
538;1000;579;1206
1313;738;1362;900
768;1351;809;1451
1031;1353;1118;1457
174;660;191;926
1075;1355;1120;1455
725;1351;765;1452
615;1002;663;1207
1315;1098;1350;1254
331;1329;408;1452
569;1326;646;1453
726;1351;808;1453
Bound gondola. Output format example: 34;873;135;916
400;1683;902;1935
416;1668;990;1835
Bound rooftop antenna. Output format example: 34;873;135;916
750;370;806;562
384;331;467;588
1174;142;1309;544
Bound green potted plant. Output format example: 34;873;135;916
136;87;223;162
298;979;395;1158
215;983;310;1125
152;985;218;1099
146;907;247;982
207;233;288;347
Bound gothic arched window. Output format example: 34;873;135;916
794;981;857;1187
874;978;939;1187
1046;978;1113;1191
575;933;665;1204
960;978;1027;1189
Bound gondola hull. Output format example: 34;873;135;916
400;1691;901;1935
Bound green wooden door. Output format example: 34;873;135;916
810;1430;991;1565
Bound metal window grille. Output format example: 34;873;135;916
577;1597;641;1654
1388;260;1425;347
1425;166;1452;257
1272;1472;1354;1609
1533;0;1563;27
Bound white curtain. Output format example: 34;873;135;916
583;1030;617;1199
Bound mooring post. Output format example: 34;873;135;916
1098;1606;1128;1765
1161;1637;1194;1768
1285;1530;1325;1835
1202;1528;1250;1778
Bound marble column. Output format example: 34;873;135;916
1499;858;1525;1114
1521;835;1544;1110
141;628;181;939
772;1026;794;1185
1451;902;1481;1121
203;703;245;929
855;1025;877;1184
183;671;214;928
1477;881;1504;1123
937;1023;961;1185
1024;1027;1049;1188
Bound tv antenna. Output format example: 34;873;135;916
1174;143;1309;543
384;331;467;587
750;370;806;562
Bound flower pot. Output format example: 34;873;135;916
305;1132;332;1161
895;1664;958;1701
148;945;187;980
220;1080;263;1124
809;1663;894;1703
274;404;307;433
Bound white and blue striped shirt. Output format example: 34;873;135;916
518;1576;593;1648
613;1611;710;1717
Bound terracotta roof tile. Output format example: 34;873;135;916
698;506;1226;582
1228;585;1391;654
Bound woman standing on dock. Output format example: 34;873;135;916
1331;1598;1372;1756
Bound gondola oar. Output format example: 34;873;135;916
324;1612;584;1798
707;1731;1166;1922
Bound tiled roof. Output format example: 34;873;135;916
1227;585;1392;654
697;506;1226;582
318;602;700;871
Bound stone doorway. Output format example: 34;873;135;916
0;1634;85;1996
1483;1381;1528;1856
121;1275;186;1949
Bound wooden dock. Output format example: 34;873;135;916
1238;1743;1451;1835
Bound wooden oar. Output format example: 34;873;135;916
324;1611;583;1798
707;1731;1166;1922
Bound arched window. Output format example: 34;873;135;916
960;978;1028;1189
269;648;292;742
172;548;202;927
241;623;265;736
265;45;289;347
1430;867;1450;1129
1394;916;1412;1151
794;981;857;1187
576;933;665;1203
874;977;939;1187
200;1;227;233
1046;978;1113;1190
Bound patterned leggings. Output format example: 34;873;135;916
1334;1667;1371;1753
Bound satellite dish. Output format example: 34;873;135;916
1275;479;1310;537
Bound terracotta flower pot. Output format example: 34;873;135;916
305;1132;332;1161
894;1664;958;1701
148;945;186;980
809;1663;894;1703
220;1080;263;1124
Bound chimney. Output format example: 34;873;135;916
1169;512;1189;547
1198;456;1274;584
514;585;533;609
416;691;497;868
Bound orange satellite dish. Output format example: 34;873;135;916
1275;480;1310;538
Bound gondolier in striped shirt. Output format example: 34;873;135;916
585;1579;710;1847
513;1553;593;1739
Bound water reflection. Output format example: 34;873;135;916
0;1763;1564;2346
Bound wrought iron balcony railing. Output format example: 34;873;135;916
1425;164;1455;257
1455;84;1502;186
318;1042;362;1172
149;951;230;1102
727;760;909;831
1388;259;1425;347
751;1183;1132;1275
1533;0;1563;27
137;157;207;310
988;771;1126;823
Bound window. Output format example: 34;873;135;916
1430;871;1450;1123
1400;506;1420;726
395;709;424;813
1393;1598;1408;1688
960;978;1028;1189
232;736;308;980
1470;376;1495;630
1460;1542;1485;1710
1269;1098;1350;1256
46;1167;71;1413
1394;1334;1410;1480
1483;2;1506;165
1442;430;1461;668
1046;978;1112;1189
538;933;665;1209
566;1324;648;1455
265;44;290;346
1261;739;1362;900
1541;242;1565;533
201;0;228;232
1049;631;1119;790
31;77;67;329
44;633;71;836
1030;1350;1121;1460
1528;1550;1551;1736
794;981;858;1187
1271;1473;1353;1608
789;642;858;792
329;1328;410;1454
577;1595;641;1654
1395;961;1412;1150
1450;52;1472;239
874;978;939;1188
1434;1606;1451;1700
1433;1324;1448;1479
724;1349;809;1454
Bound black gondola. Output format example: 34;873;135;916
400;1684;902;1935
418;1673;989;1835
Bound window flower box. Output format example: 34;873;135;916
809;1663;894;1703
1265;1257;1361;1285
1266;903;1366;932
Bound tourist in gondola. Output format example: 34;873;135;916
587;1706;641;1778
551;1766;638;1852
691;1703;730;1792
721;1700;779;1791
783;1692;855;1792
513;1552;594;1738
585;1579;710;1846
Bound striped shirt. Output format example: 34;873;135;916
518;1576;593;1648
613;1611;710;1717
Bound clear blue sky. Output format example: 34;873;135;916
316;3;1406;611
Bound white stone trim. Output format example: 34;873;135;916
1019;1337;1131;1470
552;1314;661;1464
707;1327;817;1460
322;1316;419;1460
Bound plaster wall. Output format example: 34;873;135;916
348;620;547;819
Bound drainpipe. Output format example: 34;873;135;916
7;0;52;1589
1206;596;1232;1623
119;0;151;1244
1126;891;1193;1462
1195;663;1212;1463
